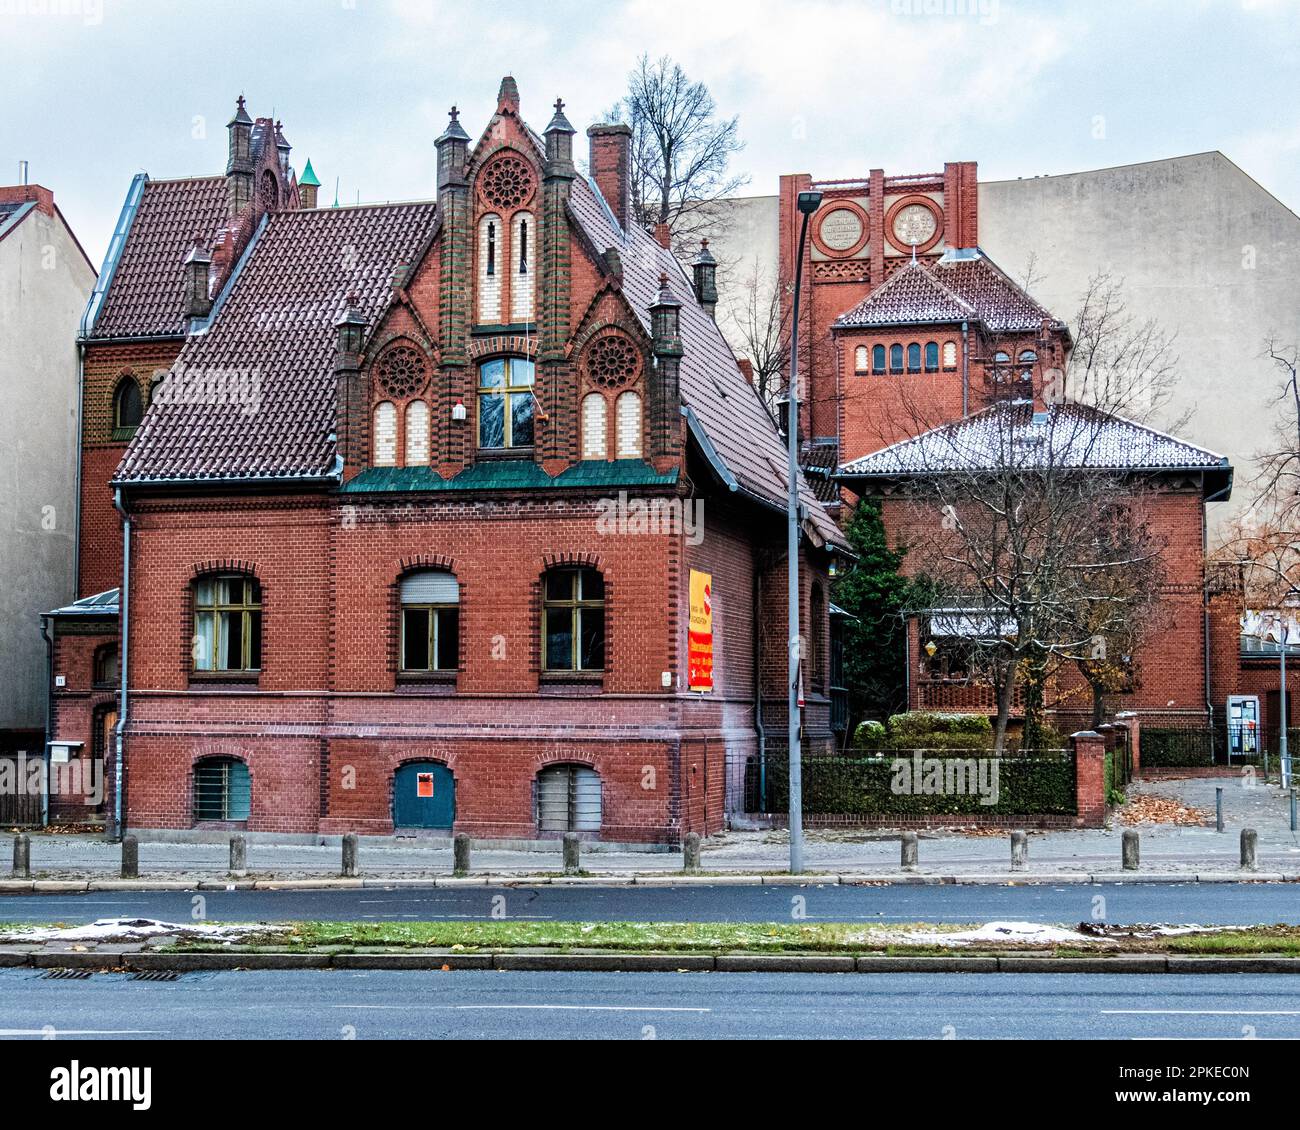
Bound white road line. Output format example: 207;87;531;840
0;1029;165;1036
1103;1010;1300;1016
335;1004;709;1013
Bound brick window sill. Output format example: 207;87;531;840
189;672;261;689
476;446;535;461
539;672;605;695
396;673;458;693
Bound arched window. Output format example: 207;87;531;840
854;345;868;374
581;393;607;460
511;211;534;321
615;391;642;458
942;340;957;369
889;344;904;373
906;343;921;372
400;570;460;673
93;643;118;687
536;763;602;832
193;574;261;673
373;401;397;465
924;341;939;372
543;566;605;672
478;357;534;449
404;400;429;466
193;756;250;822
1018;349;1038;381
872;344;886;372
477;213;502;322
992;351;1011;383
113;377;143;435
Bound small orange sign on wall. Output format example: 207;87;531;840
688;569;714;693
416;772;435;798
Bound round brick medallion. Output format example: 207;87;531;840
480;152;536;211
585;335;641;389
377;345;428;398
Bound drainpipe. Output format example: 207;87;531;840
39;615;53;828
960;320;970;417
753;562;766;811
112;486;131;842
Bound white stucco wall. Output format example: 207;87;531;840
0;204;95;732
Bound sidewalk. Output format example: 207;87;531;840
4;775;1297;885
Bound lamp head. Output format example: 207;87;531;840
796;190;823;216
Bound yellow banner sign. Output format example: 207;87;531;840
688;569;713;692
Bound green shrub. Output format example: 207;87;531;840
757;752;1076;817
854;720;887;747
888;712;992;738
1142;728;1214;768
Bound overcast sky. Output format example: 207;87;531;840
3;0;1297;266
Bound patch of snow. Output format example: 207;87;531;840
0;917;284;943
904;921;1094;947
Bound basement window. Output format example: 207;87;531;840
193;757;250;822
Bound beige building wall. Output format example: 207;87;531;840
0;201;96;732
703;152;1300;541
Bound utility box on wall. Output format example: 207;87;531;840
1226;694;1260;759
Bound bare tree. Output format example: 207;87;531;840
607;54;747;248
730;262;788;413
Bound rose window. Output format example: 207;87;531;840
377;345;428;398
585;336;641;389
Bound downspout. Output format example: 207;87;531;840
753;562;766;811
39;615;53;828
112;486;131;842
960;320;970;417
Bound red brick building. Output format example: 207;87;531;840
778;163;1234;729
49;80;845;841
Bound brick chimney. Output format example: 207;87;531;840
183;240;213;329
334;294;369;479
587;123;633;230
226;95;254;217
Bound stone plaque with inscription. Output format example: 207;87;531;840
819;208;865;252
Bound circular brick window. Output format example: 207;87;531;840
480;153;535;211
585;335;641;389
377;345;428;398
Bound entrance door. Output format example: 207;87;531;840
393;761;455;830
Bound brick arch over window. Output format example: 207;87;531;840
397;553;457;574
539;551;604;572
188;559;260;580
112;372;143;435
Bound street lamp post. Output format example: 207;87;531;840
787;188;822;875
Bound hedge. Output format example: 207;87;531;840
750;752;1076;817
1141;728;1215;768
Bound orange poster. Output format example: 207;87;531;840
688;569;713;692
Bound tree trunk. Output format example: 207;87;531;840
1090;682;1106;730
1021;649;1048;751
992;660;1016;755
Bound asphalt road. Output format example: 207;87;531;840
1;968;1297;1039
0;881;1296;926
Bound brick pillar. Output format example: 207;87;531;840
1115;711;1141;774
1072;730;1106;828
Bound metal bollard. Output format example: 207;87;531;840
683;832;701;874
1122;829;1140;871
229;833;247;876
341;832;358;878
453;833;471;876
12;832;30;879
562;832;581;876
1216;787;1224;833
1240;827;1258;872
121;834;139;879
900;831;918;872
1010;830;1028;872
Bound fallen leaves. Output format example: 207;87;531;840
1120;794;1210;826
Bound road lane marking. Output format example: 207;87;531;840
1103;1010;1300;1016
335;1004;710;1013
0;1029;165;1036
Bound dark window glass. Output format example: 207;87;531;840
872;345;886;372
907;343;921;372
402;608;431;670
518;219;528;273
193;575;261;673
924;342;939;371
114;379;143;431
889;344;903;373
543;566;605;672
486;221;496;276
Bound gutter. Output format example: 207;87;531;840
74;341;84;594
753;563;766;810
112;487;131;842
1203;472;1234;725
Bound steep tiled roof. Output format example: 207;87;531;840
116;201;438;482
568;175;846;549
89;176;229;339
835;259;975;327
837;401;1232;494
835;249;1059;334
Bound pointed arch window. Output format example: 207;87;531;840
478;213;503;322
404;400;430;466
511;211;534;321
113;376;143;437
